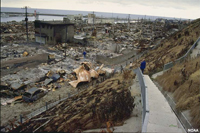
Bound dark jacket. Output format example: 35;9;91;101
140;61;146;69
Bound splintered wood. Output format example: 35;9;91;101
10;71;135;132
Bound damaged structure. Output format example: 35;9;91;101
69;62;104;88
34;20;74;44
7;71;135;132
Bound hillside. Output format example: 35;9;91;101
155;56;200;129
131;18;200;74
9;70;135;132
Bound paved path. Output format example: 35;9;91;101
191;39;200;58
143;75;185;133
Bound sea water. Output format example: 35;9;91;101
1;7;162;23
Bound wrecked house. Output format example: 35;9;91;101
69;62;104;88
34;20;75;44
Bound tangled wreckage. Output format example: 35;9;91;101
69;62;105;88
7;70;135;132
1;62;106;105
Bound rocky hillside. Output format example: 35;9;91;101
132;18;200;74
155;56;200;129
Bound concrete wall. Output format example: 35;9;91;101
67;25;74;42
96;50;136;65
35;25;54;44
54;26;65;44
35;36;45;44
35;24;74;44
88;18;95;24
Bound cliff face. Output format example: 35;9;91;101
132;18;200;74
156;56;200;129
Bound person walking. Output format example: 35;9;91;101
140;59;146;74
83;51;86;59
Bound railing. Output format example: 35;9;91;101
163;37;200;70
134;67;149;133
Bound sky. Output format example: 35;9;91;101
2;0;200;19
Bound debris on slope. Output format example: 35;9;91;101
155;56;200;129
131;18;200;74
69;62;105;88
9;70;135;132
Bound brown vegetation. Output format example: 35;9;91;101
155;57;200;129
9;70;135;132
131;18;200;74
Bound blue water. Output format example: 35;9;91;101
1;7;174;22
1;16;64;22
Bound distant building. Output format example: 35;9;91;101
34;20;74;44
64;15;75;22
88;13;115;24
155;18;167;24
96;18;115;24
88;13;96;24
63;14;83;25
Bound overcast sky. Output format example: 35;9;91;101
2;0;200;19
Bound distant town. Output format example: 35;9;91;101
0;7;199;133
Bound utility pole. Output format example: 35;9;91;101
93;11;94;31
24;6;29;43
26;6;28;43
128;14;130;32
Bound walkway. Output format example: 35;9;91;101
143;75;185;132
191;39;200;58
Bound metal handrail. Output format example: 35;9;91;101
163;37;200;70
134;67;149;132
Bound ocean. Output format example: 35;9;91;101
1;7;174;22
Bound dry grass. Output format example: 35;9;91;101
156;57;200;129
10;71;135;132
131;18;200;74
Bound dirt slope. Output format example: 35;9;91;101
131;18;200;74
155;56;200;129
9;70;135;132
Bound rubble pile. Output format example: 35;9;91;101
50;44;121;60
0;21;34;34
1;68;46;85
69;62;105;88
9;71;135;132
1;21;35;43
1;35;26;43
1;61;105;104
131;19;200;74
0;44;44;61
